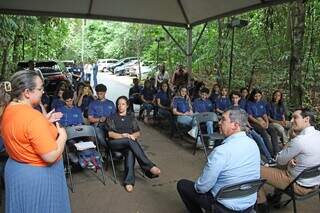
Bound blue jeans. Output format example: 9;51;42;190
141;103;154;117
177;115;194;127
247;129;272;161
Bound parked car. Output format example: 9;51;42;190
109;57;137;74
114;60;138;76
17;60;71;95
97;58;118;72
128;61;155;77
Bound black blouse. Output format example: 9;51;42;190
106;113;140;134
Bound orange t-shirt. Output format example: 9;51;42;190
1;103;58;166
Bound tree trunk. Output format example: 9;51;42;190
289;0;305;108
1;45;10;80
216;19;224;86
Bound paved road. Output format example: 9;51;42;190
88;72;133;103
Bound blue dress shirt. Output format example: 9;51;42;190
195;131;260;211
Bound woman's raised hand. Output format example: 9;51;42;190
46;109;63;123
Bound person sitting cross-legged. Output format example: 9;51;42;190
256;108;320;213
177;109;260;213
106;96;161;192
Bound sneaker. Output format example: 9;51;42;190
207;140;215;149
188;128;197;138
267;159;277;167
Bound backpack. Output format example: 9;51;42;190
78;149;102;172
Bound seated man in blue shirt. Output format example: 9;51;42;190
177;109;260;213
88;84;116;146
57;90;83;127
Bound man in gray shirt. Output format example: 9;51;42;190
257;108;320;213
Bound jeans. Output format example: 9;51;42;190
108;138;155;185
129;96;142;112
93;69;98;87
176;115;194;127
94;124;108;146
247;130;272;161
141;103;154;118
251;123;280;157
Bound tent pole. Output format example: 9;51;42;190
187;26;192;75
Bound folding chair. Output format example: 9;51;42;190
276;164;320;213
211;179;266;213
193;112;224;159
65;125;106;192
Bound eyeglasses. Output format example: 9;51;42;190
34;87;44;92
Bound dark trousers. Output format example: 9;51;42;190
129;96;142;112
251;123;280;157
177;179;254;213
108;138;154;185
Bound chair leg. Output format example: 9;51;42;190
108;150;117;184
96;144;106;185
65;146;74;193
292;197;297;213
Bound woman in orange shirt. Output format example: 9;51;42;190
0;70;70;213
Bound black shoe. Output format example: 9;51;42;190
267;193;282;208
256;203;270;213
144;169;159;179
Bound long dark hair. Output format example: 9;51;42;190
271;90;284;106
115;95;129;113
248;88;262;102
160;81;172;101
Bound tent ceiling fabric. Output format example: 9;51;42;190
1;0;293;27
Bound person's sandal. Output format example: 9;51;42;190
144;167;160;179
124;184;134;192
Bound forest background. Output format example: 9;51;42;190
0;0;319;117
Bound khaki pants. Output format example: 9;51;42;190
258;166;314;203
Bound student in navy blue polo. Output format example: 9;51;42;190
88;84;116;146
215;87;231;114
239;87;249;109
140;79;156;123
155;81;174;131
128;78;143;113
230;91;275;165
192;87;214;135
51;88;65;110
246;89;279;158
172;86;197;138
267;90;289;144
57;90;83;127
76;84;95;118
209;83;220;105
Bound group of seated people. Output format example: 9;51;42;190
129;76;292;166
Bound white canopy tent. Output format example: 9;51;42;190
0;0;294;72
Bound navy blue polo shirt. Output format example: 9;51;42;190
239;98;247;110
193;98;213;113
267;102;285;121
215;97;231;111
172;96;191;113
80;95;94;113
141;88;155;101
209;92;220;104
57;105;83;127
246;100;267;118
129;85;143;97
51;96;65;110
88;99;116;118
156;91;170;107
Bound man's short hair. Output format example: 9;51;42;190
227;109;248;131
200;87;209;94
95;84;107;92
296;108;316;126
229;90;241;99
62;90;74;100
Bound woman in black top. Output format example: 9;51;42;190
106;96;161;192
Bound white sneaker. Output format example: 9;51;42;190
188;128;197;138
